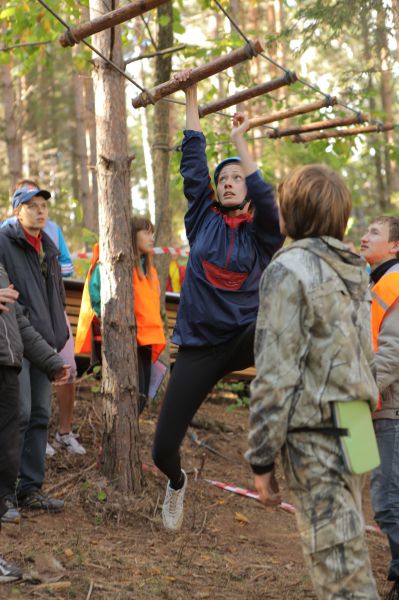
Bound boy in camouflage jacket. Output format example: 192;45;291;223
246;165;379;599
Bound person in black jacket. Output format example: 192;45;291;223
0;185;68;512
0;261;69;581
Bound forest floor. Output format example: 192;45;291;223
0;380;392;600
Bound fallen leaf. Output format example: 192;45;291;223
64;548;74;558
234;512;249;524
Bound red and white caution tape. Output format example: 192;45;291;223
152;246;189;257
75;247;189;260
206;478;383;534
206;479;295;514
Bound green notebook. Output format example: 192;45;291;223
332;400;380;474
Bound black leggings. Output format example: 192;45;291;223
0;366;20;517
152;323;255;486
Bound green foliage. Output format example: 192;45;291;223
0;0;397;248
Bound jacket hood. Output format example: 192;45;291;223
284;237;370;302
1;220;59;258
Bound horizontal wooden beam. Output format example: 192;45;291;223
292;123;395;143
198;71;297;118
267;114;366;138
247;97;337;130
131;41;264;108
59;0;169;47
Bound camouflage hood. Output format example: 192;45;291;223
281;236;370;304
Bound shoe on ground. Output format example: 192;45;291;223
0;556;22;582
55;432;86;455
46;442;57;457
19;490;64;513
162;470;187;531
1;498;20;524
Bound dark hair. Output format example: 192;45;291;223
373;216;399;259
131;216;154;279
278;164;352;241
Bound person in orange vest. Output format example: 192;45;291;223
75;216;165;413
166;258;186;293
360;216;399;597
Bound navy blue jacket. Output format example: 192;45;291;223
0;221;68;351
172;130;284;347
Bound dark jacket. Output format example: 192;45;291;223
172;130;284;347
0;221;67;351
0;262;64;377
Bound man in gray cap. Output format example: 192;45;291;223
0;186;68;512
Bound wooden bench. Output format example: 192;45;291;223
64;279;255;381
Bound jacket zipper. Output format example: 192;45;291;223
225;227;235;269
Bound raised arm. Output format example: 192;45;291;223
231;112;257;177
174;69;201;132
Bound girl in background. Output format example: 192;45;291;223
85;216;165;413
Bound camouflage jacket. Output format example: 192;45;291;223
246;236;379;471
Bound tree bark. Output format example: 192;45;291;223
90;0;142;493
152;1;173;300
72;55;92;232
83;73;99;234
360;7;387;209
1;62;23;195
377;2;399;199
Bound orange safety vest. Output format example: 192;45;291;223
133;266;165;362
75;243;99;354
371;269;399;410
371;271;399;351
74;246;166;363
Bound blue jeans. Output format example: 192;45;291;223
17;358;52;497
370;419;399;581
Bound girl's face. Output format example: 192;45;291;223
216;163;247;210
137;228;154;255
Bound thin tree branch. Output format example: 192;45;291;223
124;43;186;65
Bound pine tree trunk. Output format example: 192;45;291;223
84;74;99;233
377;3;399;200
90;0;142;493
153;1;173;299
72;59;91;230
1;62;22;195
361;7;388;209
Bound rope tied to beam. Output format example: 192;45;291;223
36;0;156;101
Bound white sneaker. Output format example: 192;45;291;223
162;470;187;531
46;442;57;457
55;432;86;455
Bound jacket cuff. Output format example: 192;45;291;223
250;462;275;475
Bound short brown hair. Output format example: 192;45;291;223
373;216;399;258
131;215;154;279
278;164;352;241
373;216;399;242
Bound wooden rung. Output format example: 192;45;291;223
267;114;366;138
292;123;394;143
198;71;297;118
131;41;264;108
59;0;169;47
247;97;337;129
